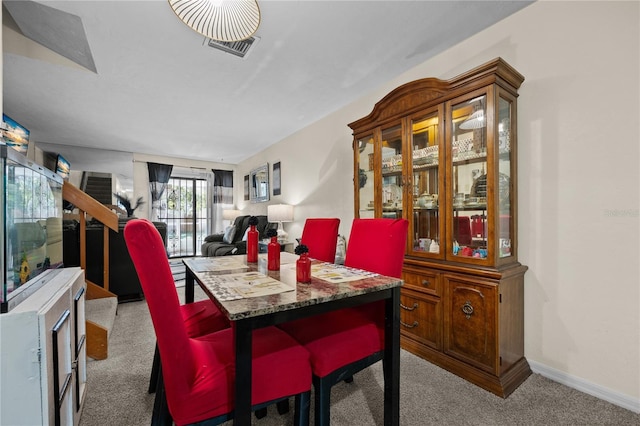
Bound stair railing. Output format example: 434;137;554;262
63;181;119;359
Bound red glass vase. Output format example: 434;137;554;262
247;225;258;263
296;253;311;283
267;236;280;271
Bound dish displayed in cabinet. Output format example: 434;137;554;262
455;203;487;209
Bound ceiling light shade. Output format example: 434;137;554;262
459;109;486;130
168;0;261;42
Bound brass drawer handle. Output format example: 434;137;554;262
462;301;474;319
400;302;418;311
422;279;430;286
400;320;419;328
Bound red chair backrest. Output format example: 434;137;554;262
455;216;472;245
344;218;408;278
300;218;340;263
123;219;195;401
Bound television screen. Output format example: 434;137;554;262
56;154;70;180
2;114;30;154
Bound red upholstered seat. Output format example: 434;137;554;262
169;327;310;424
283;309;383;378
124;219;311;426
180;299;229;337
300;218;340;263
148;282;231;394
279;218;407;426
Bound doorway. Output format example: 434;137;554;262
158;177;207;258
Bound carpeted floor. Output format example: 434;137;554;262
80;288;640;426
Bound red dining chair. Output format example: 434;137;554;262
454;215;472;245
280;218;408;425
148;298;230;393
300;218;340;263
124;219;312;426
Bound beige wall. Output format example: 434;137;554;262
238;1;640;409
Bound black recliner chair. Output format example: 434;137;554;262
201;215;276;257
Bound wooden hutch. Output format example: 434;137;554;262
348;58;530;397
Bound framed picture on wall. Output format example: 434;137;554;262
273;162;281;196
244;174;250;201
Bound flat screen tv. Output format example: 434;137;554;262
1;114;30;155
56;154;70;180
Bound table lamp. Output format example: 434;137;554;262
267;204;293;243
222;209;241;226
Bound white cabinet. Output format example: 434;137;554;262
0;267;86;425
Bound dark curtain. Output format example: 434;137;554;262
213;169;233;204
209;169;233;234
148;162;173;220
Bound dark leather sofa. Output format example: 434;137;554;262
64;217;167;302
201;215;276;257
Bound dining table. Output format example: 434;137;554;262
183;252;402;426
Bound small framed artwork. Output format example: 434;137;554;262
273;162;281;196
244;175;250;201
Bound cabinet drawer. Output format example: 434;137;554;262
400;290;442;350
403;269;441;296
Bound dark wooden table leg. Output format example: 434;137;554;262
185;266;194;304
235;319;252;425
383;287;400;426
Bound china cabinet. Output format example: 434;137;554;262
349;58;530;397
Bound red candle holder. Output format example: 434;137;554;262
267;236;280;271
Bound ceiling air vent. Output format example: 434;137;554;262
205;36;260;59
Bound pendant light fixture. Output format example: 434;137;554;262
459;96;486;130
459;109;485;130
168;0;261;42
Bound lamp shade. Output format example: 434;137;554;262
267;204;294;223
222;209;241;221
168;0;261;42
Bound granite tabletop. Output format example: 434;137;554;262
184;254;403;321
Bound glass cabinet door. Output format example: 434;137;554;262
449;93;489;260
497;93;514;259
409;110;442;255
381;125;403;219
355;135;375;218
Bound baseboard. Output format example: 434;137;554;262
529;360;640;414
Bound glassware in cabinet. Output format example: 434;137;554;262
449;93;490;261
409;110;443;256
381;125;403;219
497;92;514;259
355;135;375;218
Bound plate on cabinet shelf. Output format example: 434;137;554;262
413;156;437;166
453;148;487;162
464;203;486;209
413;162;438;170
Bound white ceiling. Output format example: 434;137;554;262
3;0;532;187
